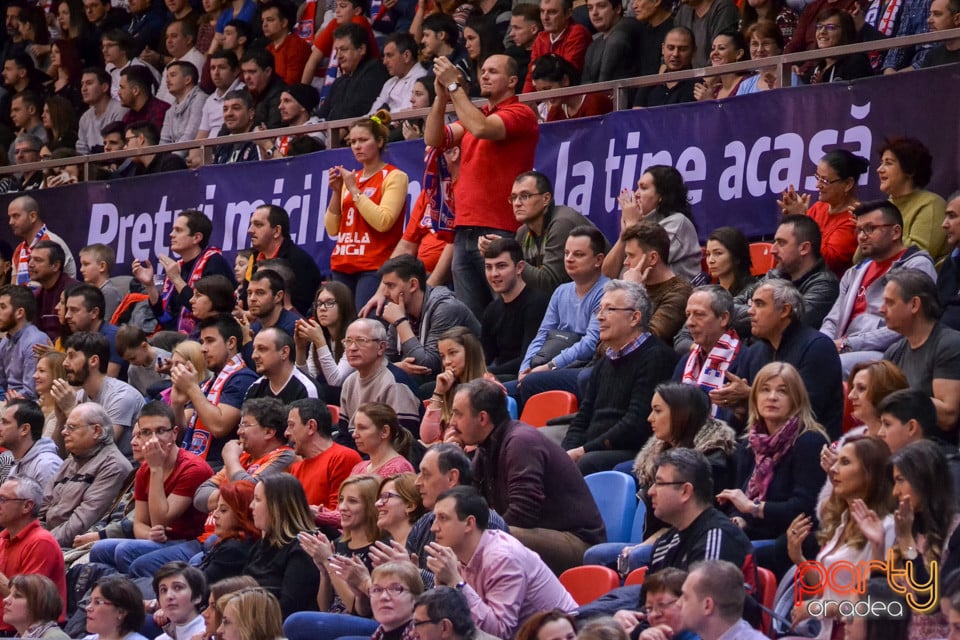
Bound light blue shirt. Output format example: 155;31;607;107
0;322;49;399
520;275;609;371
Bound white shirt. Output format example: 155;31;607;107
155;614;205;640
77;99;129;154
199;77;246;135
156;48;208;105
366;63;428;115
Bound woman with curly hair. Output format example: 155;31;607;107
877;136;948;259
786;435;895;639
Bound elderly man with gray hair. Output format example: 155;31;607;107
336;318;423;445
560;279;677;474
0;475;66;609
712;278;844;438
41;402;133;547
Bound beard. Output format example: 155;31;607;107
65;361;90;387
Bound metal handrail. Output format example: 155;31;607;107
2;26;958;178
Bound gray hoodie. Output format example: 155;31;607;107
11;438;63;493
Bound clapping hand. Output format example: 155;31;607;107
777;184;811;215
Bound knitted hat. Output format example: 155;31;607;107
285;83;320;113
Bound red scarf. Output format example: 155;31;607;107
183;354;245;459
160;247;221;334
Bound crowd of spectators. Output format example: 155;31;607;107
0;0;955;638
0;0;954;178
0;119;955;640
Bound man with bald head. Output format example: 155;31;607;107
425;53;539;319
245;327;321;403
7;195;77;285
337;318;422;443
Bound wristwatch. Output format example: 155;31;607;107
447;81;461;93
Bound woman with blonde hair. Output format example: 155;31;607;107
717;362;829;576
245;474;320;618
324;111;409;308
376;473;424;548
300;475;382;616
217;588;284;640
159;341;210;407
422;326;496;443
787;435;895;638
3;574;70;639
192;576;259;640
350;403;415;476
32;351;66;439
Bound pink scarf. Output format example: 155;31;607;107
746;415;802;501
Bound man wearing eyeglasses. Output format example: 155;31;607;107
88;401;213;577
42;402;133;548
0;476;66;621
561;279;676;474
596;449;751;629
411;587;492;640
478;171;596;296
337;318;423;445
820;200;937;375
192;397;293;530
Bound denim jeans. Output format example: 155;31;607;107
90;538;202;577
284;612;379;640
331;270;381;312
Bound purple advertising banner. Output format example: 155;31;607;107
3;65;958;275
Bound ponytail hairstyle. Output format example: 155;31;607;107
350;109;392;152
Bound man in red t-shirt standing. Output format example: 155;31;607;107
425;54;539;320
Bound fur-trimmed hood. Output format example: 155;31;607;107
633;418;738;489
